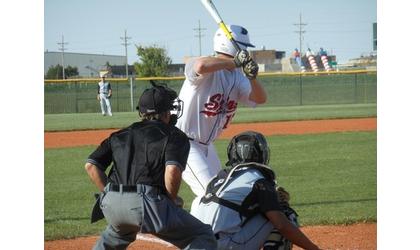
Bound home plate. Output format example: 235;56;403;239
136;234;175;248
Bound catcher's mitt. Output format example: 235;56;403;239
276;186;290;205
263;186;299;250
276;186;299;227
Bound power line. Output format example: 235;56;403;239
194;20;206;56
294;13;307;56
57;35;68;79
120;29;131;78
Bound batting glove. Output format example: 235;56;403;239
234;50;251;67
243;59;259;79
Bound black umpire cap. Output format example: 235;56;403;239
137;84;178;115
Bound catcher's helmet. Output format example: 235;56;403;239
137;81;183;118
227;131;270;166
213;24;255;57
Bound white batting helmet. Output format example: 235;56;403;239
213;24;255;57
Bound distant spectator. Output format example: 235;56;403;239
319;47;327;56
293;48;305;72
293;48;301;59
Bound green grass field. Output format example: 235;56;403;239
44;103;376;131
44;131;376;240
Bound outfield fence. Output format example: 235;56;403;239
44;70;377;114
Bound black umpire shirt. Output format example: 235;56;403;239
87;120;190;190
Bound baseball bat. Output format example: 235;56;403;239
200;0;241;52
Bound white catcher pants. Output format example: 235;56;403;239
182;141;221;214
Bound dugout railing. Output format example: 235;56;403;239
44;70;377;114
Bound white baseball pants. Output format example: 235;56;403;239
99;94;112;116
182;141;221;213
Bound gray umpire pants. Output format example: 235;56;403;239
93;184;217;250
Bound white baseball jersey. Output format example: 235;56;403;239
98;81;111;95
176;57;257;210
176;57;256;144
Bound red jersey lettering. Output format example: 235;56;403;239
200;93;238;130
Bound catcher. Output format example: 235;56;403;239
193;131;321;250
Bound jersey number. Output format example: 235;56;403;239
223;114;235;129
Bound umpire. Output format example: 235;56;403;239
85;82;217;250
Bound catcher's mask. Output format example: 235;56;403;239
226;131;270;167
137;80;183;125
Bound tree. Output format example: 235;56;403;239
45;64;62;79
65;65;79;78
134;45;172;77
45;64;79;79
104;61;113;75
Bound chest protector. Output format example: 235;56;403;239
196;162;275;234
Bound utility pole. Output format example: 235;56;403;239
194;20;206;56
120;29;131;79
293;13;307;57
121;30;133;111
57;35;68;79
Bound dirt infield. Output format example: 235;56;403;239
45;223;376;250
44;118;376;148
44;118;377;249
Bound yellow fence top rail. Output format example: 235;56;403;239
44;70;376;84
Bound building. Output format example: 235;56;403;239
167;63;186;76
250;49;285;64
337;52;377;71
107;65;136;78
44;51;129;78
249;49;286;72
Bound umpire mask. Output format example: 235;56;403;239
137;81;183;126
169;97;183;126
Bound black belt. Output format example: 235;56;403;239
107;184;165;194
108;184;138;193
188;137;209;146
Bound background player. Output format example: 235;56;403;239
97;71;113;116
176;24;267;212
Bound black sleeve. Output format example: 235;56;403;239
97;84;100;94
109;83;111;90
86;137;113;171
165;129;190;172
253;179;282;213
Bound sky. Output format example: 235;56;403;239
44;0;377;65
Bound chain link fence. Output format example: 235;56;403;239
44;71;376;114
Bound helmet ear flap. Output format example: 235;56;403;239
254;133;269;165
